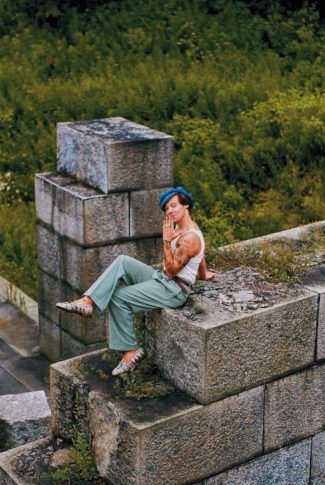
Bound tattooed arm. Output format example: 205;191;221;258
164;233;201;278
163;215;201;278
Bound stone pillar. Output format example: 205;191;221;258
35;117;173;362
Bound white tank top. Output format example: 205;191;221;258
170;228;205;285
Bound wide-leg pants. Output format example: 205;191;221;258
84;255;188;350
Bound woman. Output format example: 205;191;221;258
56;186;215;375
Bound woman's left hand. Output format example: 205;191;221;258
205;270;218;281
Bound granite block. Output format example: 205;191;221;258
203;438;311;485
129;188;165;238
146;268;317;404
311;430;325;484
60;284;108;345
300;264;325;361
50;350;264;484
0;391;51;451
62;237;162;291
37;224;62;280
38;270;64;325
35;172;129;245
57;117;173;193
61;329;105;360
0;437;56;484
39;315;61;363
264;362;325;451
34;172;72;227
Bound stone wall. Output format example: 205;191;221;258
0;216;324;483
35;117;173;362
47;221;325;484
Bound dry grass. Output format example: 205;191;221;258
206;228;325;286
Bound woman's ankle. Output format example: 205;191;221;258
82;295;93;306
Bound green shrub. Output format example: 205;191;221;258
0;0;323;294
0;202;37;299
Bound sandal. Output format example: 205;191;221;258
112;348;145;376
56;300;93;318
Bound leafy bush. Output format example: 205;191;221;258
0;0;323;295
0;202;37;298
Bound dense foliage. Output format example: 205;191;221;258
0;0;323;296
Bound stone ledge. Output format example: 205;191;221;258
50;350;264;484
0;276;38;325
220;220;325;251
0;391;50;451
145;266;318;404
0;436;68;484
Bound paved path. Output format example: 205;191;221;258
0;300;49;396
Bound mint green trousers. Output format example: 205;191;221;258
84;255;188;350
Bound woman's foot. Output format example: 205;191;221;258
123;349;141;363
112;348;145;376
56;295;94;318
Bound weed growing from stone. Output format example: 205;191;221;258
206;228;324;286
100;349;177;400
51;432;98;483
51;393;98;483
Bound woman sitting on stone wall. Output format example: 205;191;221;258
56;186;215;376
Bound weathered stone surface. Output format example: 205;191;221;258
0;368;27;395
35;172;129;245
311;430;325;484
57;117;174;193
39;315;61;363
0;437;72;485
60;284;108;345
34;172;72;227
220;220;325;251
38;269;64;325
38;269;107;345
61;236;162;291
50;447;73;470
264;363;325;451
37;224;62;280
202;438;311;484
0;391;51;451
129;188;165;238
146;268;317;404
61;329;105;360
300;264;325;361
50;350;264;484
37;223;161;291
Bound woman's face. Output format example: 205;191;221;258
164;195;188;224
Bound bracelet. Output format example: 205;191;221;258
163;240;171;245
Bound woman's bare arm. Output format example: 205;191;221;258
197;255;207;280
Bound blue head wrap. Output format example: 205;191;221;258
159;186;194;211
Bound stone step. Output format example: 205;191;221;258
0;391;51;451
0;301;50;395
145;266;320;404
50;349;264;485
